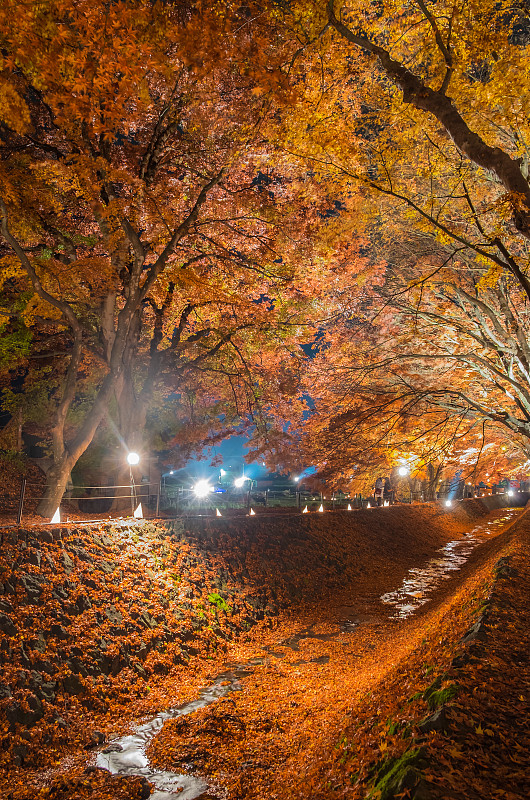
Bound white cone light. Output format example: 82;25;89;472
134;503;143;518
51;507;60;524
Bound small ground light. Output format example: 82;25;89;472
216;508;222;516
347;504;352;511
302;505;309;513
318;503;324;512
127;451;140;465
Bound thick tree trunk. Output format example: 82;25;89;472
36;370;122;517
37;455;79;518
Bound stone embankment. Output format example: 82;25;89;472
0;496;522;771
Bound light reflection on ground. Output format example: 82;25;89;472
379;510;518;619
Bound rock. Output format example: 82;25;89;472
27;549;42;568
19;642;31;667
87;730;105;747
19;573;46;603
418;707;450;734
75;593;92;612
38;681;57;703
29;670;43;686
105;605;123;625
62;672;84;695
102;743;123;753
3;577;17;595
66;657;88;677
13;743;29;766
494;556;519;578
82;575;100;590
52;585;69;601
132;662;148;678
5;694;44;729
61;551;74;574
462;616;488;643
37;658;58;675
138;610;157;629
49;624;70;639
0;682;12;698
28;632;47;653
412;778;435;800
69;546;93;562
0;613;17;636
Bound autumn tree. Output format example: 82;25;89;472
0;0;349;516
250;0;530;482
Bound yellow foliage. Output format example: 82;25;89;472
0;77;30;134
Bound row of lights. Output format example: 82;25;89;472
193;475;250;497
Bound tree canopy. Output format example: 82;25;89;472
260;0;530;488
3;0;530;510
0;0;357;514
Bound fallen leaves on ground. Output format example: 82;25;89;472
0;502;526;800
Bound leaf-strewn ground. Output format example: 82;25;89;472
0;500;527;799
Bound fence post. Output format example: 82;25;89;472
17;478;27;525
156;480;160;518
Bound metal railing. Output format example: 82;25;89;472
14;478;523;524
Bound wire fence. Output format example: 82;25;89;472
14;478;523;523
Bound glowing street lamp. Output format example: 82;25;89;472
234;476;247;488
126;451;140;515
194;479;213;499
398;465;409;477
